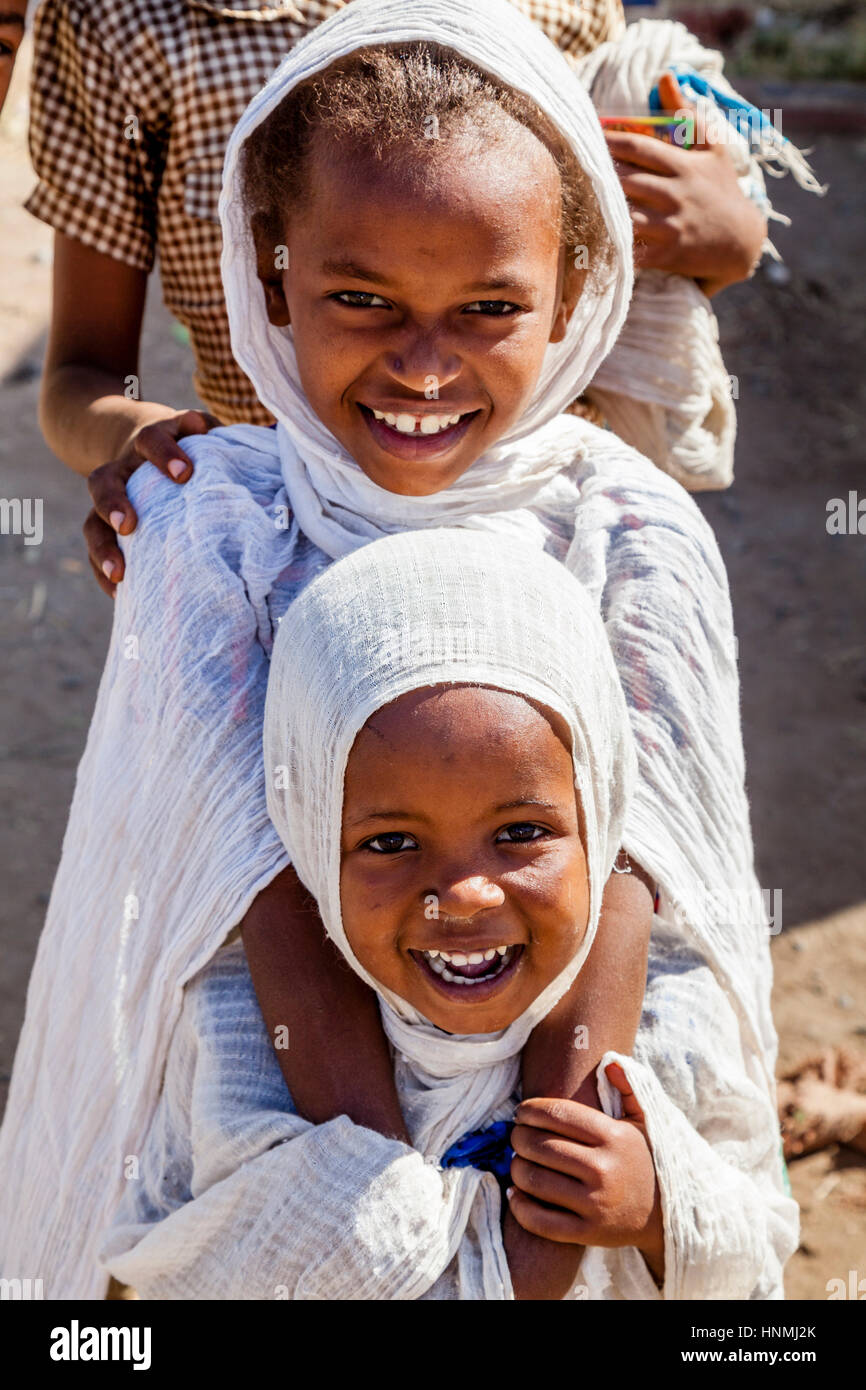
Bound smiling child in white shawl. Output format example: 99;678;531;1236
0;0;796;1297
100;529;794;1300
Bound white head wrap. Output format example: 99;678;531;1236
220;0;634;557
265;528;635;1146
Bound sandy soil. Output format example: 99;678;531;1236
1;47;864;1300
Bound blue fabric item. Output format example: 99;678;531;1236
650;66;785;145
441;1121;515;1180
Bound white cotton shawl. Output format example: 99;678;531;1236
0;0;794;1299
263;528;635;1165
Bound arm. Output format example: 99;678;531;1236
507;1070;664;1289
41;233;159;476
240;865;409;1141
28;3;197;479
504;862;653;1298
26;5;218;596
588;928;799;1302
41;235;219;594
507;953;798;1303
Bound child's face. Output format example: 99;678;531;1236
257;125;580;496
340;685;590;1034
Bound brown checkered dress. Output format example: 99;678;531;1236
27;0;625;425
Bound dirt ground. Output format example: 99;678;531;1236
1;44;864;1300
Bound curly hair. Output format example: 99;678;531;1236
241;42;612;280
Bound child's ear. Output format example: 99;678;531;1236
549;264;587;345
250;210;291;327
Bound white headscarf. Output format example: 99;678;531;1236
264;528;635;1154
219;0;635;558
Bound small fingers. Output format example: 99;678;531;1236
630;208;674;241
604;130;683;175
177;408;221;434
515;1096;616;1145
134;422;195;483
605;1062;646;1126
511;1124;603;1186
510;1155;592;1216
618;172;679;215
83;508;125;588
88;554;117;599
506;1187;589;1245
87;461;139;534
136;409;220;484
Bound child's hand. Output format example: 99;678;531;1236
508;1062;664;1279
84;408;220;596
604;73;766;297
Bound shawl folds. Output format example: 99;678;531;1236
0;0;796;1297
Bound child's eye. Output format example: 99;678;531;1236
463;300;522;316
363;832;419;853
331;291;391;309
496;823;549;843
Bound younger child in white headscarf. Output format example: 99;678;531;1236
101;530;795;1300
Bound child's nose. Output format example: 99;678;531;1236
384;326;461;394
431;875;505;920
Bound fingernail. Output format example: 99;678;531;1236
109;510;125;531
506;1187;515;1201
102;560;115;579
168;459;187;480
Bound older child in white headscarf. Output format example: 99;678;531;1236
0;0;792;1296
100;529;795;1300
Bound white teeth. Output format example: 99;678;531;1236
433;946;509;961
369;408;462;435
421;944;516;988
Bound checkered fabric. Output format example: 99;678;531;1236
27;0;625;423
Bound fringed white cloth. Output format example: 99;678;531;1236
0;0;796;1296
576;18;823;491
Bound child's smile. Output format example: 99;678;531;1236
411;939;525;1001
357;402;480;463
340;685;590;1034
255;121;578;495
